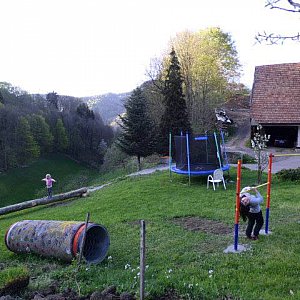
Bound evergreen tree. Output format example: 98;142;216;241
16;117;40;164
160;49;191;154
46;92;59;110
54;118;69;152
0;91;3;104
117;87;156;170
29;115;54;153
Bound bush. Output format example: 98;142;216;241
276;168;300;181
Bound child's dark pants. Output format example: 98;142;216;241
47;187;53;198
246;211;264;238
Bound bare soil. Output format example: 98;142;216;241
172;216;232;235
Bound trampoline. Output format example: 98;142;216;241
170;132;230;178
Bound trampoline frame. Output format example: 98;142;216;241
169;131;230;183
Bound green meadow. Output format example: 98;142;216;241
0;154;99;207
0;158;299;299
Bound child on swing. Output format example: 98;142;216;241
240;186;264;240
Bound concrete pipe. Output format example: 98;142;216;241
5;220;110;264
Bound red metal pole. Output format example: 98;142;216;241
265;153;273;234
234;159;242;251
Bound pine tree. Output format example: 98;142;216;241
160;49;191;154
46;92;59;110
54;118;69;152
117;87;156;170
29;115;54;153
16;117;40;164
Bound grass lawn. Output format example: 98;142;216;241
0;154;99;207
0;166;299;299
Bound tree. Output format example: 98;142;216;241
117;87;157;170
171;28;241;132
46;92;59;110
0;91;3;104
251;124;270;184
76;103;95;119
16;117;40;164
256;0;300;43
54;118;69;152
28;115;54;153
146;28;241;134
160;49;191;154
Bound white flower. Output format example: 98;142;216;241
107;256;112;260
188;284;193;289
208;269;214;274
125;264;131;270
168;269;173;273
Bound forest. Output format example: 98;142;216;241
0;82;114;171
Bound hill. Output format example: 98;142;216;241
0;166;299;299
0;154;99;207
81;92;130;125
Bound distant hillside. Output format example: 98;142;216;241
81;92;131;124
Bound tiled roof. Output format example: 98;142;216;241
250;63;300;124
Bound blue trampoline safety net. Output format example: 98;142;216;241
172;134;229;175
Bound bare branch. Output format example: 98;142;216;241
256;1;300;43
256;32;300;44
288;0;300;9
265;0;300;12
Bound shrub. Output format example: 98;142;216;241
276;168;300;181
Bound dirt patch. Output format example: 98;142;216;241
172;216;232;235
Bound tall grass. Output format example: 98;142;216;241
0;164;299;299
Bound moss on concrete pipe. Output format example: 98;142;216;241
5;220;110;264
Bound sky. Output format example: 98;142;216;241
1;0;300;97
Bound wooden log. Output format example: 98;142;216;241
0;187;88;216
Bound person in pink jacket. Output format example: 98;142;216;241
42;174;56;198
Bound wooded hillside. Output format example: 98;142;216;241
0;82;114;171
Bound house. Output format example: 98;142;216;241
250;63;300;148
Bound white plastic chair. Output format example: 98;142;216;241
207;169;226;190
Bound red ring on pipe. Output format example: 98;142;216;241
72;224;86;257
